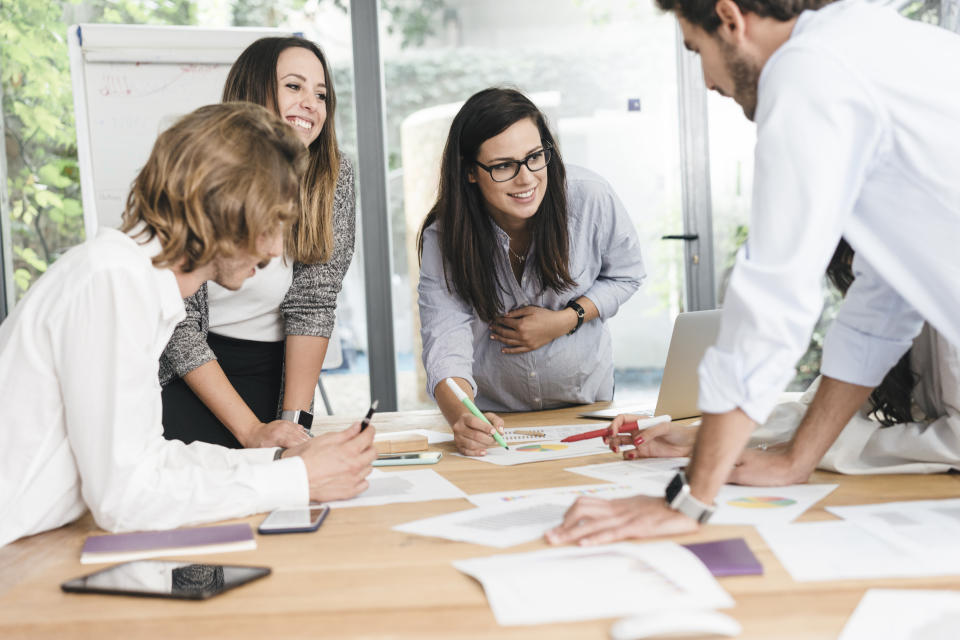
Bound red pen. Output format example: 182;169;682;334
560;415;672;443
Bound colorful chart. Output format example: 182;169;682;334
516;443;569;453
726;496;797;509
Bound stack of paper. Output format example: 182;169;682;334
453;542;733;625
839;589;960;640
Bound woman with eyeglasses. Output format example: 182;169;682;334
417;87;645;456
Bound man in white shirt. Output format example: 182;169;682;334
548;0;960;545
0;102;376;548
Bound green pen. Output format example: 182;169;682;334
444;377;509;450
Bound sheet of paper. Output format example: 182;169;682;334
453;542;733;625
756;520;952;581
325;469;466;509
566;460;837;525
565;458;688;487
827;498;960;564
454;439;613;466
374;429;454;445
467;483;645;508
393;498;570;547
501;424;607;443
839;589;960;640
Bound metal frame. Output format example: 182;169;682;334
350;0;399;411
674;22;717;312
0;68;12;322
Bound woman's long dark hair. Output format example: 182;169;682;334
223;36;340;265
416;88;575;324
827;239;916;426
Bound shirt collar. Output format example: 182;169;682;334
124;224;187;325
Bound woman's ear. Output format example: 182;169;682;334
466;167;478;184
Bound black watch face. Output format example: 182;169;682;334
297;412;313;428
665;472;683;501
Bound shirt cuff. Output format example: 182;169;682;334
245;455;310;511
426;368;478;401
697;346;798;424
821;320;913;387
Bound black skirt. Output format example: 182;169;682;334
161;333;284;448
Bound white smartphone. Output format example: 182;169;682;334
258;503;330;535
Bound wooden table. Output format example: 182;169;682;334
2;404;959;639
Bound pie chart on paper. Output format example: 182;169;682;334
726;496;797;509
516;443;569;453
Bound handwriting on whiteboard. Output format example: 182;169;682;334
97;64;220;99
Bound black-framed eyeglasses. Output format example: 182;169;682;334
474;146;552;183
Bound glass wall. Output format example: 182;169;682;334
378;0;688;410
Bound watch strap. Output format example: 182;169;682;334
566;300;585;335
664;471;715;524
280;409;313;428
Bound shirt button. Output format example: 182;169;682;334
529;371;537;378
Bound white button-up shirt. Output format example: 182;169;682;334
0;229;308;548
699;0;960;423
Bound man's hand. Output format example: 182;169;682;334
286;422;376;502
729;444;813;486
242;419;311;448
603;414;698;460
452;411;505;456
489;305;574;354
545;495;699;546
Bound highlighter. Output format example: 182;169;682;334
444;377;509;450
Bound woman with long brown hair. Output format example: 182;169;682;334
159;36;356;449
417;88;646;456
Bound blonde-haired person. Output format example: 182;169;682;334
0;102;375;548
160;37;356;449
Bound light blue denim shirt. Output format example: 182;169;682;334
418;165;646;412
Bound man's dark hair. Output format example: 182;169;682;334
655;0;834;32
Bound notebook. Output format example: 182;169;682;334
682;538;763;577
581;309;721;421
81;523;256;565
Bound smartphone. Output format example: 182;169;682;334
360;399;379;432
258;503;330;534
61;560;270;600
373;451;443;467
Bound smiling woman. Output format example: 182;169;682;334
157;37;357;452
416;88;647;457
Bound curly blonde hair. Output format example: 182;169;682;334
120;102;306;272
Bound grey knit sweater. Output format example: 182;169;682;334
158;155;356;385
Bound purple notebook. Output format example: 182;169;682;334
682;538;763;577
81;523;256;564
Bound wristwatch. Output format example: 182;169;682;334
280;409;313;428
664;471;716;523
566;300;585;335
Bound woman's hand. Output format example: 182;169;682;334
452;411;506;456
729;443;812;486
603;414;698;460
242;419;312;448
489;305;575;353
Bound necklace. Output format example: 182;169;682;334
508;246;527;263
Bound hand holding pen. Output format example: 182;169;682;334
602;413;698;460
444;378;509;456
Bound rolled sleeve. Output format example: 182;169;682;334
282;157;357;337
579;181;646;320
821;255;923;386
159;284;215;384
417;225;478;399
698;46;886;424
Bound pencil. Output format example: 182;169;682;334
560;414;672;443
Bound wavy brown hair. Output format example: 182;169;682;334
222;36;340;265
655;0;835;32
417;88;575;324
120;102;305;272
827;239;916;427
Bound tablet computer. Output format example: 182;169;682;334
61;560;270;600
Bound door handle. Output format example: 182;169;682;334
660;234;699;241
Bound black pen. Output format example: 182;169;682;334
360;400;379;432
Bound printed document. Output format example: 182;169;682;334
325;469;466;509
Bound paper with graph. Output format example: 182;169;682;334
455;439;612;466
453;542;733;625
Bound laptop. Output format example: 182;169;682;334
580;309;722;421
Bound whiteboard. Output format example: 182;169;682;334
68;23;299;237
